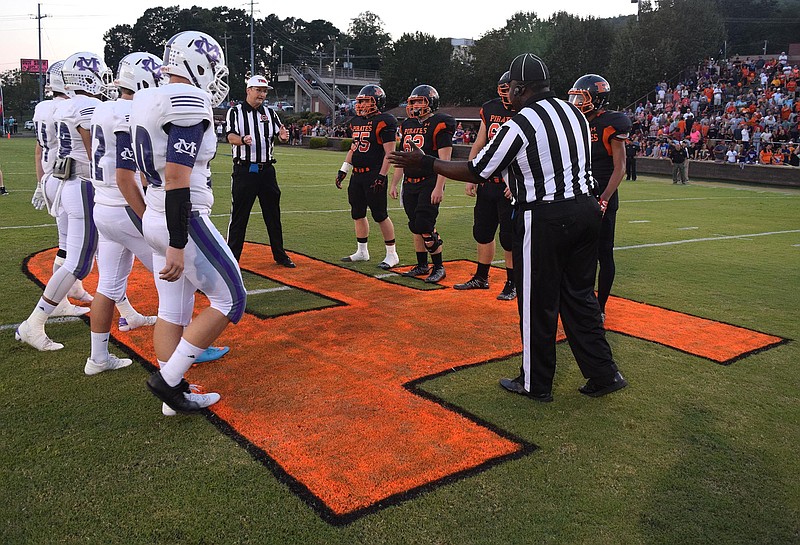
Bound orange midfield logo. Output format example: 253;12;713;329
23;244;786;524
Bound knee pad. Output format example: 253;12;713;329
422;231;443;253
371;209;389;224
499;228;513;252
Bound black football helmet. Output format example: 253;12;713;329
355;84;386;117
497;71;511;109
406;84;439;119
568;74;611;114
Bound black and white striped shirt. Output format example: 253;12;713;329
225;101;283;163
470;91;594;204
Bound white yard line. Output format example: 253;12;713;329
616;230;800;250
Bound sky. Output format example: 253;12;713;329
1;1;639;73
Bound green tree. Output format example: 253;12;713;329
103;24;134;72
381;33;454;108
345;11;391;71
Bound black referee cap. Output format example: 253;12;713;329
508;53;550;83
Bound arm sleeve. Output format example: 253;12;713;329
115;131;136;171
165;123;205;168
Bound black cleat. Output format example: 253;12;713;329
424;266;446;284
454;276;489;290
402;264;431;277
277;258;296;268
147;372;209;413
578;371;628;398
499;376;553;402
497;280;517;301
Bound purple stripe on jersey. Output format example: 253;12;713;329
74;180;99;279
166;123;204;168
189;213;247;323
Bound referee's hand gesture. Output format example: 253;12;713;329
388;142;425;170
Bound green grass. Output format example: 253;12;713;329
1;136;799;544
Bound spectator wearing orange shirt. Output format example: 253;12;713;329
759;145;773;165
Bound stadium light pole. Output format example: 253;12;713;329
331;36;336;127
280;45;284;68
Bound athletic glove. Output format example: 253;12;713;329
336;161;352;189
32;180;46;210
335;170;347;189
598;198;609;216
370;174;388;192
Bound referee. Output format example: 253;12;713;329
225;75;294;267
389;53;627;402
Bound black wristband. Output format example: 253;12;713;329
421;154;436;173
376;173;388;182
165;187;192;249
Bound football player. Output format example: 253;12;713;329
389;84;455;283
131;31;246;414
17;51;116;351
455;72;516;300
568;74;631;323
31;60;92;318
336;84;400;269
83;52;165;375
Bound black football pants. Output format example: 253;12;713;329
227;164;289;263
513;194;618;395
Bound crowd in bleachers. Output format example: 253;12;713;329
624;53;800;166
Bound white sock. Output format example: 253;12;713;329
90;331;110;362
115;295;138;320
159;338;204;387
356;241;369;255
29;297;57;328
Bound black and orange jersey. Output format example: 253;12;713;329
588;109;631;187
480;98;514;183
399;112;456;182
348;112;398;169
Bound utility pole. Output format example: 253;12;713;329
222;33;231;86
763;40;768;56
249;0;255;76
331;36;336;127
34;3;49;103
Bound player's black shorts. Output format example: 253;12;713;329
473;182;513;250
402;179;439;234
348;171;389;223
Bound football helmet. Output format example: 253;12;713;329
115;52;165;93
61;52;116;100
162;31;229;107
45;60;71;96
406;84;439;119
568;74;611;115
355;84;386;117
497;71;511;109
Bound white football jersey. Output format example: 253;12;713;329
90;99;134;206
52;94;101;167
130;83;215;214
33;97;68;178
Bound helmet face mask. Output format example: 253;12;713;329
406;84;439;119
497;71;511;109
568;74;611;115
115;52;166;93
355;84;386;117
162;31;229;106
61;52;116;100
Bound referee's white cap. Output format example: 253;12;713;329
246;75;273;89
508;53;550;83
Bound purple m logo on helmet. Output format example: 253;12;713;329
140;58;162;75
193;36;220;61
75;56;101;72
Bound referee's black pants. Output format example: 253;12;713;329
227;163;289;263
512;194;618;395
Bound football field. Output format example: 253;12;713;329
1;137;798;544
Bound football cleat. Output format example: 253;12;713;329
15;320;64;351
194;346;230;364
68;284;94;303
50;299;91;317
497;281;517;301
162;383;220;416
84;353;133;376
147;373;220;413
341;252;369;262
378;253;400;270
454;276;489;290
118;314;157;332
402;264;431;277
424;266;446;284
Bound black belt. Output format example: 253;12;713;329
517;193;593;211
353;166;372;173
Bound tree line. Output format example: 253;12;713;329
1;0;798;118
